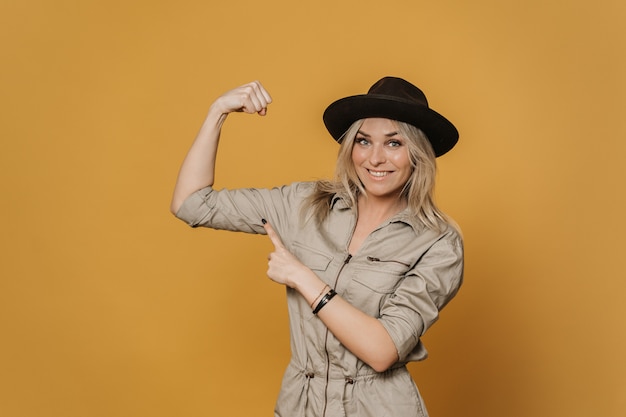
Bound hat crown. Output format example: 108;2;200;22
367;77;429;107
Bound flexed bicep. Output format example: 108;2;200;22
170;80;273;214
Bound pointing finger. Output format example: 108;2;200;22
262;219;284;249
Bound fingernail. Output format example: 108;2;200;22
261;218;267;224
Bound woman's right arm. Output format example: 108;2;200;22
169;81;272;215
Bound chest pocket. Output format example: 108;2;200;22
291;241;333;273
345;256;412;316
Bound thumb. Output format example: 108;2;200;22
262;219;284;249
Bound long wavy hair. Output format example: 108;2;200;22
303;119;449;231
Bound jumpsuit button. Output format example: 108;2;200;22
345;377;354;384
305;372;315;379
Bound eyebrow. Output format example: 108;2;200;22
356;130;400;138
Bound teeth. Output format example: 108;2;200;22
368;170;388;177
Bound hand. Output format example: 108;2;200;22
262;219;307;288
212;80;272;116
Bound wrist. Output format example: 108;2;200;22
312;288;337;315
290;267;324;303
309;284;330;308
206;102;229;125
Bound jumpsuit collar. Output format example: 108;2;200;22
330;193;426;234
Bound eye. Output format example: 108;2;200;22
387;139;403;148
355;137;370;146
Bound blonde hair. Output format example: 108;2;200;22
304;119;449;231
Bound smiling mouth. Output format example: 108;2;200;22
367;169;391;177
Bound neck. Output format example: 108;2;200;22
357;194;407;223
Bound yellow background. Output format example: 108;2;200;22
1;0;625;416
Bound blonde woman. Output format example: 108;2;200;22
171;77;464;417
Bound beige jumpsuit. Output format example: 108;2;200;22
176;182;464;417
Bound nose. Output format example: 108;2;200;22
369;144;386;165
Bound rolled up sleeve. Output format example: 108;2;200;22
174;182;314;236
379;231;464;362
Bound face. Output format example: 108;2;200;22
351;118;413;201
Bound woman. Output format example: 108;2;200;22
170;76;464;417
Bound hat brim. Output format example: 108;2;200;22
323;94;458;157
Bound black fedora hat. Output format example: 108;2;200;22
323;77;459;157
